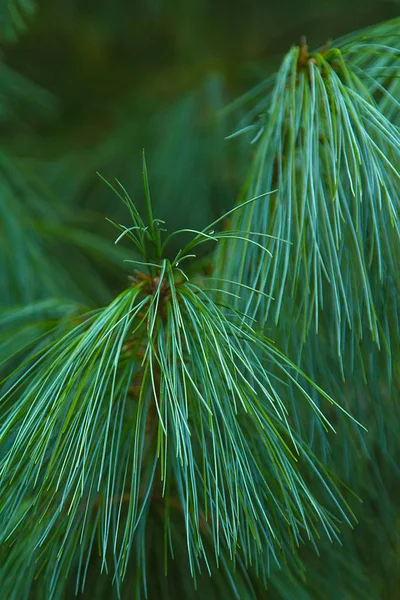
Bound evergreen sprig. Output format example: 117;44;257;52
219;21;400;371
0;159;360;598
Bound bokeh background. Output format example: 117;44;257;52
2;0;399;250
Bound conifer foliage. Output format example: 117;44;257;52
0;7;399;600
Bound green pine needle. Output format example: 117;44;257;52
0;179;361;598
217;24;400;371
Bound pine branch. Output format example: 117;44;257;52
217;20;400;374
210;18;400;490
0;173;361;599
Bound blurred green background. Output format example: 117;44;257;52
2;0;399;249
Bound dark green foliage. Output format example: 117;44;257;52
216;14;400;468
218;18;400;358
0;0;35;42
0;165;362;598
